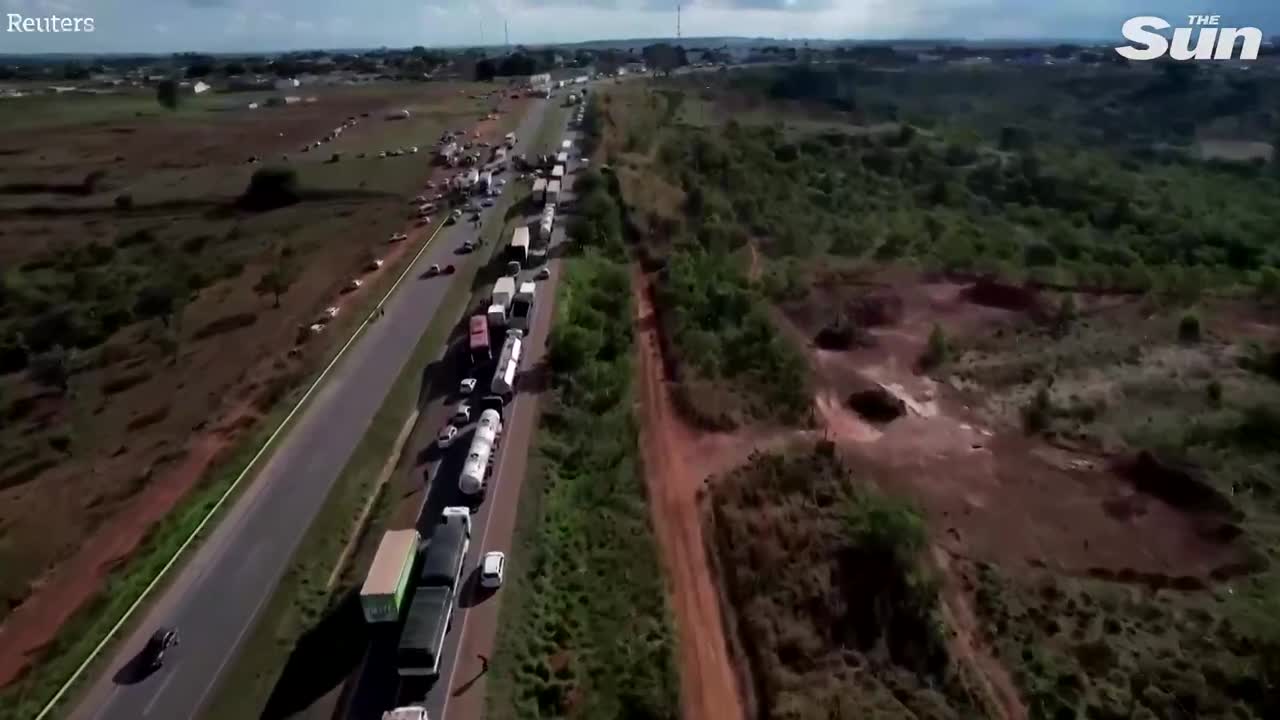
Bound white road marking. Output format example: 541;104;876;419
40;220;448;720
140;668;177;717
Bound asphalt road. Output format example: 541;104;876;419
336;98;584;720
67;95;555;720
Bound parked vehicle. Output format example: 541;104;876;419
382;707;428;720
452;403;472;425
509;282;536;332
397;509;471;678
360;530;419;623
459;409;503;497
426;264;440;277
459;377;477;395
437;424;459;448
480;551;506;589
535;266;551;280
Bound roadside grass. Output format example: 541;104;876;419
197;180;529;720
485;252;678;720
0;209;449;720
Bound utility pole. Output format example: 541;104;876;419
504;19;510;53
677;3;682;40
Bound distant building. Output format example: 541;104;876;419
527;72;551;88
275;77;300;90
192;81;211;94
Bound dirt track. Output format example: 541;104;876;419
632;268;748;720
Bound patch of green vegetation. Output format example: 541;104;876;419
0;208;459;720
628;71;1280;295
710;443;990;719
594;90;810;429
486;251;677;720
973;563;1280;720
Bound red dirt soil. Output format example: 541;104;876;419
0;103;525;688
932;546;1027;720
634;267;779;720
784;276;1247;583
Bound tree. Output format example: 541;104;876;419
1052;293;1077;336
255;246;297;308
156;78;181;111
29;345;71;392
474;58;497;82
239;166;300;211
1259;266;1280;298
1023;385;1054;433
135;281;179;326
641;43;687;75
919;323;948;370
1178;312;1202;343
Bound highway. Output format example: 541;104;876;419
337;95;584;720
66;95;556;720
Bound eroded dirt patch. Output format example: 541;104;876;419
781;275;1251;583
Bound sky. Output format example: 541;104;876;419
0;0;1277;55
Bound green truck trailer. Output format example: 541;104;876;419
360;529;420;624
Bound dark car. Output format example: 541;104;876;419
141;627;179;669
444;264;456;274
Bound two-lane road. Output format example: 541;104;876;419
67;95;555;720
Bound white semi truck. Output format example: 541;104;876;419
459;409;502;497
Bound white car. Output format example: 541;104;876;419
389;232;408;243
318;306;339;323
345;278;363;292
437;424;460;448
452;403;471;425
459;377;477;395
382;707;427;720
480;551;505;589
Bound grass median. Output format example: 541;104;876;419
485;251;678;719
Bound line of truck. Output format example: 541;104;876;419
365;119;575;719
359;507;472;677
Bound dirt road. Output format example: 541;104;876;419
632;268;747;720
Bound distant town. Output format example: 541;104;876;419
5;36;1280;100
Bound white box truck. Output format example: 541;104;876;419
510;226;530;265
486;302;507;328
492;276;516;310
532;177;547;204
551;164;565;180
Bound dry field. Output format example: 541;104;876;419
0;80;527;685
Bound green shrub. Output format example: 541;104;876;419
1178;312;1202;343
920;323;949;370
239;167;300;211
